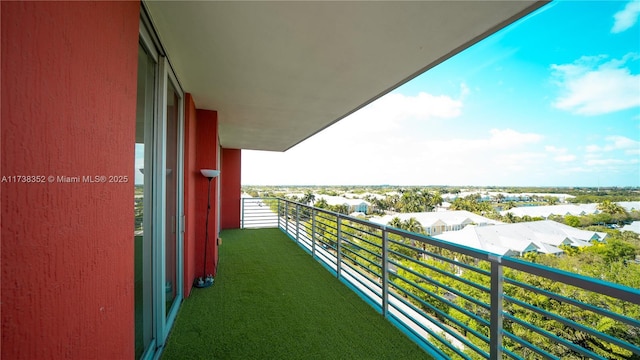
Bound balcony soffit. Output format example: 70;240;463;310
145;1;548;152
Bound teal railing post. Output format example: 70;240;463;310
277;199;281;229
311;209;316;258
489;254;504;360
285;201;289;234
336;216;342;279
381;226;389;317
295;203;300;244
241;198;245;229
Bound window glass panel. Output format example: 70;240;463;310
165;81;179;315
135;42;156;359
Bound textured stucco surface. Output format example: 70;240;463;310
1;2;139;358
221;149;241;230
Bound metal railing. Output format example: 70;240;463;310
240;197;279;228
241;197;640;360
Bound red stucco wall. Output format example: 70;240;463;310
221;149;242;229
1;2;139;359
194;110;220;280
183;94;198;297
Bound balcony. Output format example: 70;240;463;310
161;227;430;359
165;198;640;359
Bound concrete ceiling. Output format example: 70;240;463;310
145;1;548;152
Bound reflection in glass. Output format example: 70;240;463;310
165;82;179;315
135;43;155;359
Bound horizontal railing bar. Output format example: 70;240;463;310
390;271;491;343
340;251;383;280
340;262;384;300
502;347;525;360
340;238;383;263
341;252;382;277
343;224;383;241
392;261;491;320
502;330;555;360
501;257;640;304
389;249;491;295
346;233;383;251
387;309;467;360
505;295;640;356
388;237;492;277
504;313;606;360
504;275;640;329
341;230;381;250
388;289;488;359
386;227;494;261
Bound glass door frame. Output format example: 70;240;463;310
139;8;185;359
158;59;185;340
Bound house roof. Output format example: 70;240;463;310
622;221;640;234
317;195;369;207
501;204;600;218
436;220;603;257
145;1;547;151
618;201;640;212
370;210;502;228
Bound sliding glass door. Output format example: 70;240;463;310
135;14;184;359
135;41;156;360
164;73;184;323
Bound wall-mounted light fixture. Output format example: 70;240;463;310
194;169;220;288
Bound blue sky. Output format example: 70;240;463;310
242;0;640;187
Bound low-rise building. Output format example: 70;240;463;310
370;210;502;236
435;220;607;256
500;204;600;219
317;195;371;214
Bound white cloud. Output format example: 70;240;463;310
487;128;542;148
585;158;638;166
551;53;640;115
612;1;640;33
355;91;461;125
586;135;640;154
545;146;577;162
585;144;601;153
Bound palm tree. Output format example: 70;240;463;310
332;204;349;215
301;191;315;205
402;217;424;234
598;200;626;215
402;217;424;259
388;217;403;229
314;198;328;209
429;191;443;211
503;212;516;223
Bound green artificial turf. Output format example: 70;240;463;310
161;228;432;360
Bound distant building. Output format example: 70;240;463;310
618;201;640;213
369;210;501;236
435;220;607;257
621;221;640;234
316;195;371;214
500;204;600;219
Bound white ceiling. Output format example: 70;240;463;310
145;1;547;152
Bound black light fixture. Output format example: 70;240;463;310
194;169;220;288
